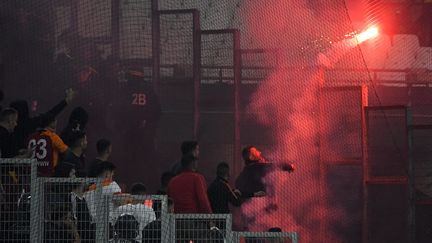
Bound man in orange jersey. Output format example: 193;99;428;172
27;112;69;176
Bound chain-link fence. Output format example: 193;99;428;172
234;232;298;243
2;0;432;243
0;161;298;242
0;159;36;242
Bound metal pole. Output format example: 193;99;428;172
151;0;160;95
233;30;241;178
192;10;201;140
29;160;42;243
111;0;120;60
406;107;416;243
361;85;369;243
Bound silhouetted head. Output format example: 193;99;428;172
216;162;230;180
40;112;57;131
68;106;88;130
10;100;29;122
180;141;199;157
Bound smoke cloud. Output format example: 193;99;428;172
238;0;368;242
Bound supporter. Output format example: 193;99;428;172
209;160;266;204
153;172;173;220
155;171;174;195
170;141;199;175
235;146;294;231
167;154;212;214
142;198;174;243
87;138;112;177
207;162;243;214
130;183;147;195
60;106;89;146
112;188;156;242
235;146;294;198
0;108;19;241
10;88;75;151
0;108;18;158
44;204;80;243
70;182;94;242
112;214;140;243
84;161;121;221
112;73;161;189
27;112;69;176
55;131;88;177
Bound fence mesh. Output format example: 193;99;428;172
36;177;101;242
172;214;232;242
235;232;298;243
2;0;432;242
0;159;35;242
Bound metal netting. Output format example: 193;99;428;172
2;0;432;242
119;0;152;60
159;12;194;77
319;86;365;161
235;232;298;243
111;194;168;243
172;214;232;242
412;127;432;199
156;10;196;156
366;107;409;178
33;177;104;242
0;159;35;242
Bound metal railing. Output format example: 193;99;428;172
0;159;297;242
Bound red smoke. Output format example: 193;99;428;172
238;1;370;242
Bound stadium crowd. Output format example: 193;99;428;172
0;88;294;242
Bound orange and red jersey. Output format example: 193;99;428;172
27;129;68;176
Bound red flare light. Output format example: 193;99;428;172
357;26;379;43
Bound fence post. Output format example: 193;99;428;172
233;29;241;178
30;160;42;243
151;0;160;95
192;9;201;140
406;107;416;243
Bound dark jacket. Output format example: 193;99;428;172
142;220;161;243
235;161;293;198
207;177;242;214
60;107;88;146
87;158;103;177
73;195;95;242
235;161;273;197
0;126;15;158
10;99;67;152
55;151;86;177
